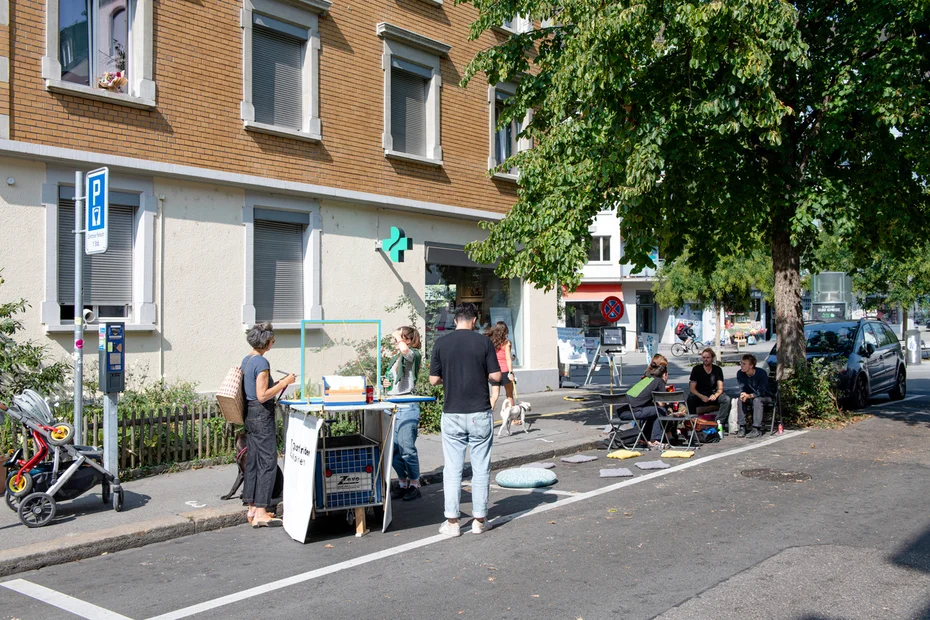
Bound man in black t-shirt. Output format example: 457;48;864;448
687;347;731;428
429;303;501;538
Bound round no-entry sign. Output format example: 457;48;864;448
600;296;625;322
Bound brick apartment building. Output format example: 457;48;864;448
0;0;558;392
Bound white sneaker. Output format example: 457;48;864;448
471;519;489;535
439;520;461;538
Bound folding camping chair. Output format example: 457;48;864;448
599;393;648;451
653;390;700;450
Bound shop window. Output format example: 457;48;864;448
57;187;136;322
241;0;326;142
565;301;611;337
588;236;610;262
425;262;523;366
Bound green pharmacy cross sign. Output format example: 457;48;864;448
381;226;413;263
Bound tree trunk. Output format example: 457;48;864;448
772;230;805;381
900;305;907;339
714;300;723;358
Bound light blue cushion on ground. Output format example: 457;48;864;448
495;468;558;488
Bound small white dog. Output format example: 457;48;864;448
497;398;532;437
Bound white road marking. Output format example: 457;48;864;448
466;483;578;496
147;430;805;620
0;431;807;620
1;579;132;620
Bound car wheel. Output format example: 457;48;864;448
889;367;906;400
849;376;869;410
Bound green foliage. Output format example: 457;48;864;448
779;357;853;427
654;249;772;310
458;0;930;373
0;273;69;405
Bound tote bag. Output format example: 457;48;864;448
216;365;246;425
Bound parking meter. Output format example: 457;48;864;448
98;322;124;475
98;322;126;393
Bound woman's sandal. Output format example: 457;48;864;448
252;517;283;528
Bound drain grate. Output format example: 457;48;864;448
741;468;811;483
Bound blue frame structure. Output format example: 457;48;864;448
300;319;383;401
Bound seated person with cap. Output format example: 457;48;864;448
687;348;731;428
735;354;772;438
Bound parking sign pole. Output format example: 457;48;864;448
73;170;84;446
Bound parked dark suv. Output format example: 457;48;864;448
765;319;906;409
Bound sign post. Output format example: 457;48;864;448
73;171;85;445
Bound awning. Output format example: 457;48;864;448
562;284;624;302
424;242;498;269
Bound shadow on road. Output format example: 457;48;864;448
889;519;930;618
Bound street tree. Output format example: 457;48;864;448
653;249;773;353
460;0;930;379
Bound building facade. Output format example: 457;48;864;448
562;210;673;349
0;0;559;393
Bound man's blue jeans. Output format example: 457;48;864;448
441;411;493;519
392;403;420;483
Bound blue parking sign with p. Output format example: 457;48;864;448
85;167;109;255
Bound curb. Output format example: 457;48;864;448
0;437;607;578
0;505;248;578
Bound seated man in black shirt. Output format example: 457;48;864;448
687;348;731;428
735;354;772;438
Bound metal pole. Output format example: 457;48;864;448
103;392;118;475
74;171;84;446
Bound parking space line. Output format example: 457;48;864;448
146;430;805;620
0;431;806;620
2;578;133;620
466;483;578;496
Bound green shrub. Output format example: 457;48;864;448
779;357;855;427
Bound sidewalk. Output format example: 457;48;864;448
0;345;773;577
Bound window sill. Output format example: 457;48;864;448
491;171;520;182
46;323;156;334
417;0;442;4
244;121;321;143
46;79;156;110
385;150;443;167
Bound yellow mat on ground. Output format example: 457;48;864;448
607;449;642;459
661;450;694;458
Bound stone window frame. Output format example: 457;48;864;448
42;0;157;109
377;22;450;167
41;166;157;332
488;81;533;182
242;191;322;330
240;0;329;142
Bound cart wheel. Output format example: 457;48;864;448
5;491;18;512
101;481;111;505
18;492;56;528
7;472;33;498
48;422;75;446
113;487;124;512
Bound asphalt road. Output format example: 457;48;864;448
2;373;930;620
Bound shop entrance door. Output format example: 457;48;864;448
636;291;656;336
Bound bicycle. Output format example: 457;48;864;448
671;337;702;357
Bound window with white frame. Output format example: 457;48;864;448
488;82;531;178
44;0;155;106
241;0;327;141
496;15;532;34
57;186;136;322
243;195;322;327
588;236;611;262
378;23;450;166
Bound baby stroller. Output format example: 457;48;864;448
2;390;123;528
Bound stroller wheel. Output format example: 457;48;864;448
113;487;124;512
48;422;75;446
7;472;33;498
18;492;56;528
101;481;111;505
5;491;18;512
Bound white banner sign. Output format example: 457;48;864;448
640;332;660;359
556;327;587;365
283;411;323;543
